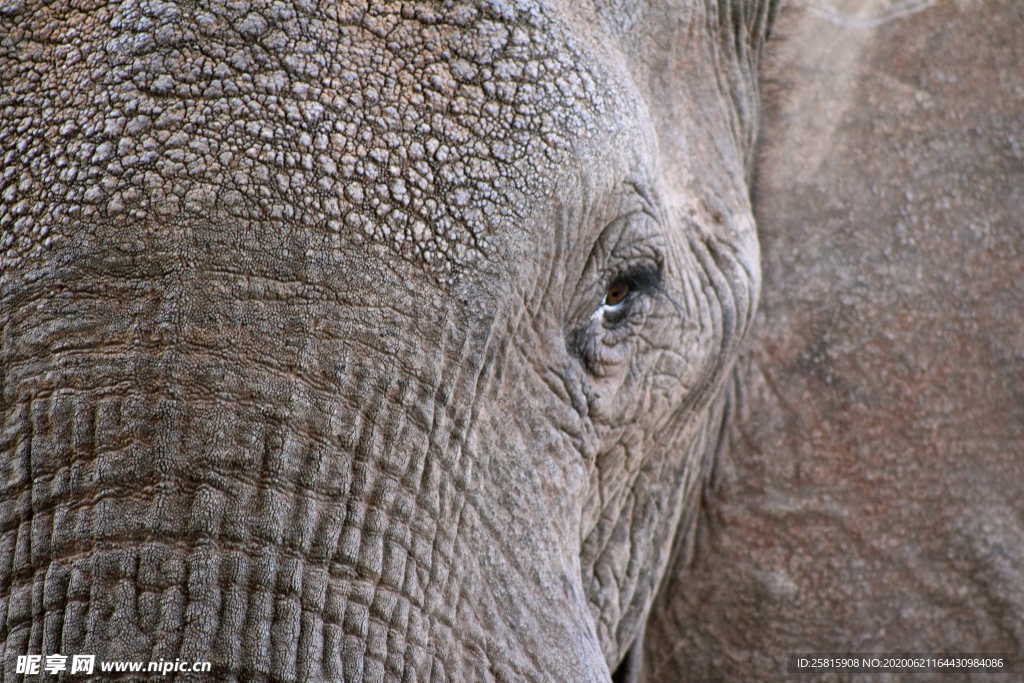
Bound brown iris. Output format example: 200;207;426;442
604;280;630;306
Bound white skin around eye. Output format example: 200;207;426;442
594;300;624;321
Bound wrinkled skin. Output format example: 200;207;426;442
4;0;1020;681
1;1;774;680
641;1;1024;680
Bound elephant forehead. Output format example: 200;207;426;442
1;0;628;283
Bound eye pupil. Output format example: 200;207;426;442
605;281;629;306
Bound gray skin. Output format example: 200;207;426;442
640;1;1024;680
4;1;1019;681
1;1;774;681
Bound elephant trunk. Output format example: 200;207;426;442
1;232;605;680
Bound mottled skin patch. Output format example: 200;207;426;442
641;1;1024;678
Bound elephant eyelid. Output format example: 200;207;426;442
618;264;660;294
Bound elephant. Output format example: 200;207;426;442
1;1;1021;682
1;0;773;680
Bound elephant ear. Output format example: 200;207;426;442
637;1;1024;679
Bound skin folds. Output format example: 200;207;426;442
1;1;773;680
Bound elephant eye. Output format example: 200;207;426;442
569;262;664;373
601;265;661;312
604;280;631;307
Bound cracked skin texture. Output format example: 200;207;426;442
1;1;776;681
1;0;611;281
